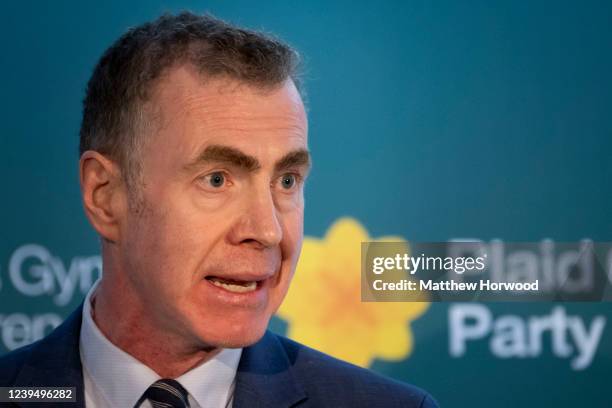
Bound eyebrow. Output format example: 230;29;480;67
274;149;311;174
184;144;311;174
186;145;260;172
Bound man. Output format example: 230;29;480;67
0;12;438;408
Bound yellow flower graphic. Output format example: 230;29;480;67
277;217;430;367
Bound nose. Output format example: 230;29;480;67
228;185;283;249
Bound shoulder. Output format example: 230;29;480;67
0;304;84;387
0;340;40;385
275;334;439;408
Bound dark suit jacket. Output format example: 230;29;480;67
0;304;438;407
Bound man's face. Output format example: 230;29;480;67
119;66;309;348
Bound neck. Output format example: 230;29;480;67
91;277;221;378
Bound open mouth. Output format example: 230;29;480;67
205;276;260;293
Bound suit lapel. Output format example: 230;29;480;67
233;331;307;408
13;304;86;408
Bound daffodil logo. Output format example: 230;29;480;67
277;217;430;367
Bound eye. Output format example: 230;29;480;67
279;173;297;190
203;171;226;188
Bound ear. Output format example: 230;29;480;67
79;151;127;243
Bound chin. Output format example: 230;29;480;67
197;319;270;349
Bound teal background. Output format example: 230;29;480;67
1;1;611;407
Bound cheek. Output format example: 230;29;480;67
124;203;214;292
269;227;302;313
275;188;305;213
277;209;304;295
280;207;304;261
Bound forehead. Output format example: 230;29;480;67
146;66;308;155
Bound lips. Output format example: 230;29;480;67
206;276;259;293
204;269;275;295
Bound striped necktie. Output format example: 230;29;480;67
140;378;191;408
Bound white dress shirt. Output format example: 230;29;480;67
79;281;243;408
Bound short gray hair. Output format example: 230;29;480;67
79;11;302;189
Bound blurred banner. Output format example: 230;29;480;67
1;1;611;407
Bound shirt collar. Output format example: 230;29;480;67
79;280;242;408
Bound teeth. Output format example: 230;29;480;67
209;278;257;293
